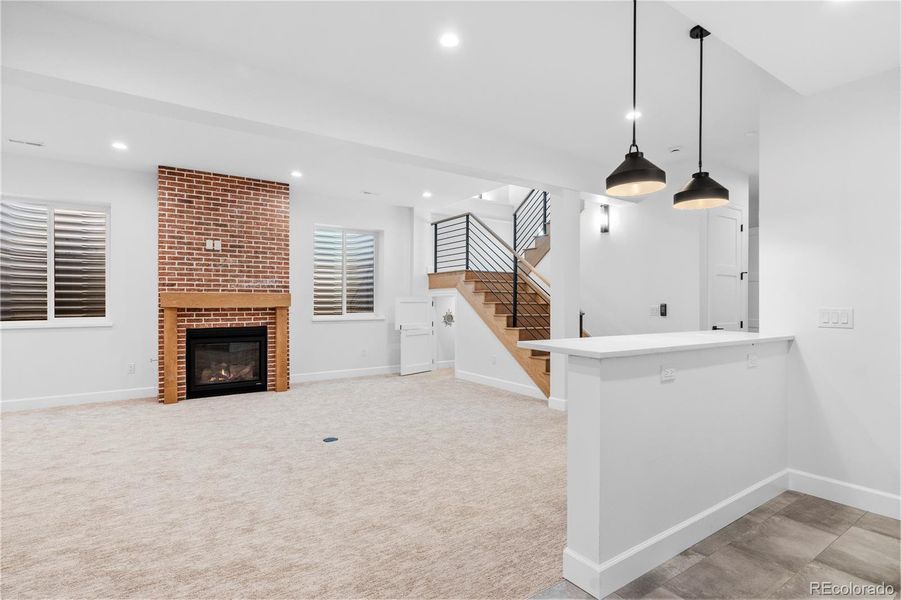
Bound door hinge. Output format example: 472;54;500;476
741;320;744;328
740;224;744;232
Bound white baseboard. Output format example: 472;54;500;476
435;360;455;370
1;386;157;412
454;369;545;400
548;396;567;411
292;364;400;383
788;468;901;519
565;469;789;599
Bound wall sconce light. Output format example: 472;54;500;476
600;204;610;234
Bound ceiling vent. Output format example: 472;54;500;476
8;138;45;148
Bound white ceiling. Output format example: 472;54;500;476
1;83;503;208
2;1;896;202
671;1;901;96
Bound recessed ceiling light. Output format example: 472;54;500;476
290;170;303;178
111;141;128;151
439;32;460;48
422;190;432;198
625;110;642;121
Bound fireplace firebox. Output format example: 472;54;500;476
186;326;267;399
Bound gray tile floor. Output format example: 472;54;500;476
531;492;900;599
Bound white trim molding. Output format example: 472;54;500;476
548;396;567;411
1;386;156;412
564;470;789;599
455;369;545;400
435;360;455;370
292;365;400;383
788;469;901;519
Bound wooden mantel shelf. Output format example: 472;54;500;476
161;292;292;404
160;292;291;309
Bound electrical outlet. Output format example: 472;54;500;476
660;367;676;382
649;305;659;317
127;362;136;375
747;353;759;368
490;355;497;366
360;348;367;358
213;240;222;251
205;239;214;250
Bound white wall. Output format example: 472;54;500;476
453;293;542;399
579;162;749;336
1;155;158;407
759;69;901;508
0;156;421;404
291;191;414;381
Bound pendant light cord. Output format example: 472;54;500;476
631;0;638;152
698;33;703;172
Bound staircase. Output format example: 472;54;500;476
428;212;555;396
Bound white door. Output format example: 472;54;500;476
395;297;435;376
400;326;434;375
707;205;748;331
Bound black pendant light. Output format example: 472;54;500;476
605;0;666;197
674;26;729;210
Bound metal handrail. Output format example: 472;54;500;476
432;212;552;330
513;189;550;255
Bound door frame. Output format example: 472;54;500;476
429;290;457;369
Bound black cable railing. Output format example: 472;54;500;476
513;189;549;254
432;212;551;337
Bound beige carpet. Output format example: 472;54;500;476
1;371;566;599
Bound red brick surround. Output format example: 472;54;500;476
157;166;290;401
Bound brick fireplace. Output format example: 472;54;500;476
157;166;290;403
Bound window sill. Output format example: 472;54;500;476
311;314;386;323
0;318;114;331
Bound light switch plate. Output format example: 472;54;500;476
205;239;214;250
213;240;222;251
818;307;853;329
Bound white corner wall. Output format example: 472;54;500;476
453;293;543;399
291;191;414;382
759;69;900;515
1;155;158;408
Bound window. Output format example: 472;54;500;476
1;199;109;323
313;227;376;316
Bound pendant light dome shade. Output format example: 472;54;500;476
606;149;667;197
673;171;729;210
674;25;729;210
605;0;666;198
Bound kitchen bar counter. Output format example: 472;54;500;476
519;330;794;360
518;331;794;598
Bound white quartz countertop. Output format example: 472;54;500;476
518;330;794;359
